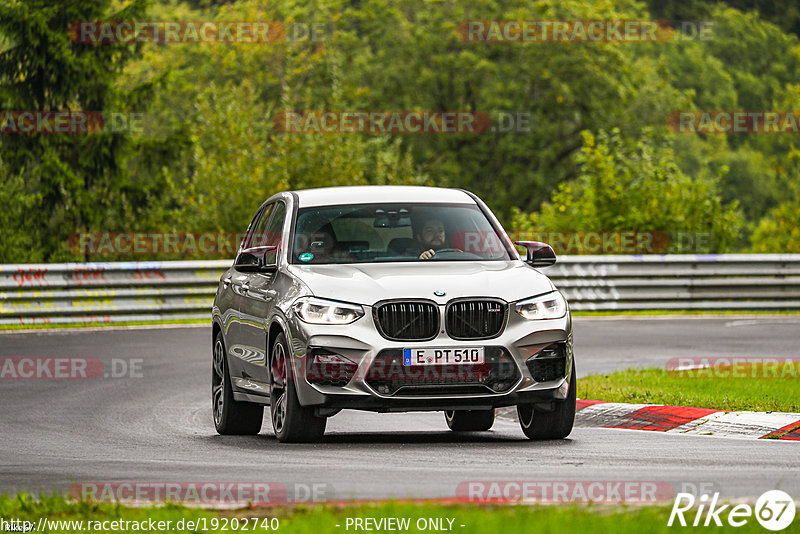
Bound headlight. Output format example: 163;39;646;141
515;291;567;320
292;297;365;325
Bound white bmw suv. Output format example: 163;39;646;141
211;186;575;442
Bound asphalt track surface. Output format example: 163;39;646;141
2;317;799;501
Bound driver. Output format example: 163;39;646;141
416;217;447;260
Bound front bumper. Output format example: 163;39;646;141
285;304;574;413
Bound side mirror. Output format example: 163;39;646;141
515;241;557;268
234;246;278;273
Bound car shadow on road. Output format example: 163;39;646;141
201;431;575;448
319;431;523;444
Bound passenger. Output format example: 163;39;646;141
298;226;352;263
416;217;447;260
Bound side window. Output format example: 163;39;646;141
250;203;275;247
264;202;286;248
258;202;286;266
240;204;273;250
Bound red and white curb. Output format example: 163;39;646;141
574;399;800;440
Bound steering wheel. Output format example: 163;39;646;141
434;248;464;254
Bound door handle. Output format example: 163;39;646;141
261;289;277;300
222;277;232;288
241;282;250;292
247;288;276;301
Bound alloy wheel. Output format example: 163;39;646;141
212;339;225;426
271;343;287;434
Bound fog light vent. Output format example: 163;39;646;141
306;348;358;387
525;342;567;383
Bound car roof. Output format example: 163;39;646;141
292;185;475;208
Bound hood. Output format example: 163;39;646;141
286;261;555;305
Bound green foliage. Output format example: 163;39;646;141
645;0;800;39
750;200;800;253
326;0;684;220
0;157;40;262
113;0;427;248
175;79;426;234
3;0;800;260
702;7;800;115
750;156;800;253
511;129;742;253
0;0;156;261
645;6;800;250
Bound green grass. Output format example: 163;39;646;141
0;319;208;331
0;495;776;534
578;363;800;412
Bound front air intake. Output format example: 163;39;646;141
525;342;567;382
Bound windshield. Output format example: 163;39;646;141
290;203;515;264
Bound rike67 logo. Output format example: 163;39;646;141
669;490;796;531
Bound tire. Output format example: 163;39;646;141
517;360;576;440
444;409;495;431
212;331;264;435
269;332;327;443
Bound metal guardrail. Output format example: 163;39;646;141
2;255;799;325
542;254;800;311
0;261;229;326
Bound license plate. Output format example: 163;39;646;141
403;347;485;366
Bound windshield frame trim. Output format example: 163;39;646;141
288;201;512;265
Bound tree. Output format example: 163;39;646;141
511;129;742;253
750;199;800;253
5;0;800;260
750;148;800;253
327;0;684;220
644;0;800;39
0;157;39;262
0;0;153;261
118;0;429;250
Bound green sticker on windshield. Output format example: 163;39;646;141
299;252;314;262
